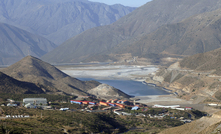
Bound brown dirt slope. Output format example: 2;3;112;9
88;84;131;99
160;115;221;134
180;48;221;75
2;56;100;96
0;71;44;94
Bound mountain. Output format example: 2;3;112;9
0;23;56;65
144;46;221;103
2;56;101;96
0;0;135;45
41;0;221;64
0;71;44;94
111;8;221;59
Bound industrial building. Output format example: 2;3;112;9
153;104;180;108
23;98;47;105
70;100;96;105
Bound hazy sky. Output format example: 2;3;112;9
89;0;152;7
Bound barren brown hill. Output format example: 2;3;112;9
180;47;221;75
42;0;221;64
0;71;44;94
144;47;221;103
2;56;100;96
160;116;221;134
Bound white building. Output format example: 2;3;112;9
153;104;180;109
23;98;47;105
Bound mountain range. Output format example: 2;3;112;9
0;0;135;45
0;22;56;65
41;0;221;64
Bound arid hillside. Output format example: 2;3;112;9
1;56;131;99
180;47;221;75
42;0;221;64
145;47;221;103
0;72;44;94
160;111;221;134
2;56;100;96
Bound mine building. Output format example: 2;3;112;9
23;98;47;105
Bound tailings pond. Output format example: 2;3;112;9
78;78;170;96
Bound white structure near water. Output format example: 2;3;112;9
23;98;47;105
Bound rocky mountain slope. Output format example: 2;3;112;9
0;0;135;45
41;0;221;64
0;23;56;65
180;48;221;75
145;47;221;103
1;56;131;98
2;56;100;96
88;84;131;99
111;8;221;59
0;71;44;94
160;111;221;134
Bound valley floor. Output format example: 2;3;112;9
57;64;158;81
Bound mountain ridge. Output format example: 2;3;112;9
0;22;56;65
0;0;135;45
42;0;221;64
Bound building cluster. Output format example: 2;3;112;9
2;98;49;109
148;113;192;123
70;100;97;105
70;99;134;110
5;115;30;118
23;98;48;108
6;99;18;107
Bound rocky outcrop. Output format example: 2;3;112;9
88;84;131;99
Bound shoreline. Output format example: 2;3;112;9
59;65;189;105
